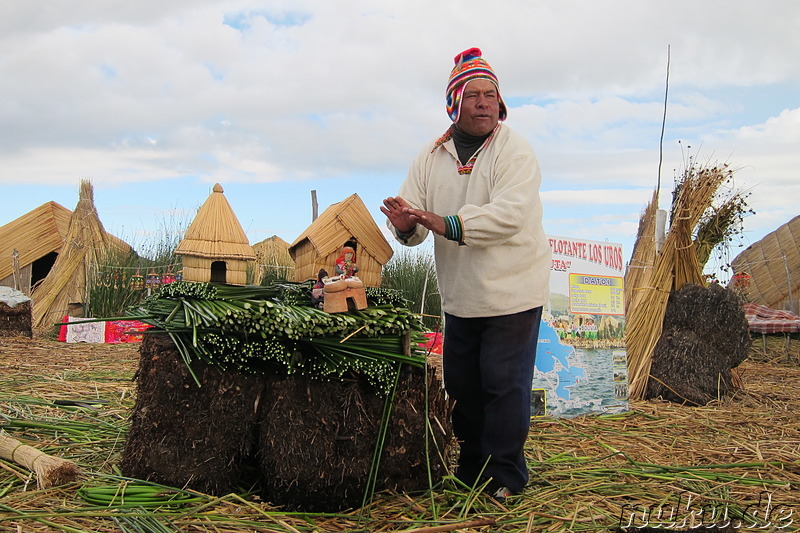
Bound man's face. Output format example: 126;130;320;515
456;78;500;136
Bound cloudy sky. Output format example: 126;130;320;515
2;1;798;280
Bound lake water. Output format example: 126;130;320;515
531;334;629;418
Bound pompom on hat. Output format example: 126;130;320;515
446;47;507;123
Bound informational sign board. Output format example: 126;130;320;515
531;236;629;418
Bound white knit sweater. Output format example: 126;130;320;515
390;123;551;318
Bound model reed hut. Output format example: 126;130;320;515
174;183;256;286
252;235;294;281
29;180;132;333
729;214;800;314
289;194;392;287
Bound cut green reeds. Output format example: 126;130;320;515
78;480;206;509
125;281;427;394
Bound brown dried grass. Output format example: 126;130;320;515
1;335;799;532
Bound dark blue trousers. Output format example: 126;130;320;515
443;306;542;493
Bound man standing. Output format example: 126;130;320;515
381;48;551;500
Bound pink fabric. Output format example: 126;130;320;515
744;303;800;334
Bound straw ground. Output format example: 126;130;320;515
1;335;799;532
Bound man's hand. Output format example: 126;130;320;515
381;196;446;237
381;196;417;234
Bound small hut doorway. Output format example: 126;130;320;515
211;261;227;283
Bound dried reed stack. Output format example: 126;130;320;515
30;180;113;333
624;191;658;317
626;166;729;400
0;431;81;489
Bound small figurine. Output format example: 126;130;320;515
130;269;145;290
311;268;328;308
335;239;359;279
146;269;161;293
161;265;177;285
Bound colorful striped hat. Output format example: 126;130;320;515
446;47;507;123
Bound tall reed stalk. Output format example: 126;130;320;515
87;215;188;318
381;246;441;330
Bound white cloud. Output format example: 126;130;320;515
542;188;652;206
729;108;800;143
1;0;798;264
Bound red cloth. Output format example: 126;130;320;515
104;320;151;343
420;331;443;355
744;303;800;334
58;316;69;342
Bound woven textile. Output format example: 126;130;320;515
744;302;800;334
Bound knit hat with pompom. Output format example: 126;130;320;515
445;47;507;123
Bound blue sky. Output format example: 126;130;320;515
1;1;798;281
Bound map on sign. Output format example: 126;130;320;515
531;235;629;418
532;320;585;417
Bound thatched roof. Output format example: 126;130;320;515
730;214;800;312
252;235;293;267
289;193;392;265
0;202;71;281
30;180;130;332
175;183;256;261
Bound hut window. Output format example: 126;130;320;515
210;261;227;283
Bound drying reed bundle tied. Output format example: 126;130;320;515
624;191;659;317
0;431;81;489
626;164;732;400
30;179;129;333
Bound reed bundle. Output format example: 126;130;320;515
623;191;658;317
0;431;80;489
127;281;427;395
626;166;730;400
30;180;115;333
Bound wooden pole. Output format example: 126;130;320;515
12;248;23;294
311;190;319;221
